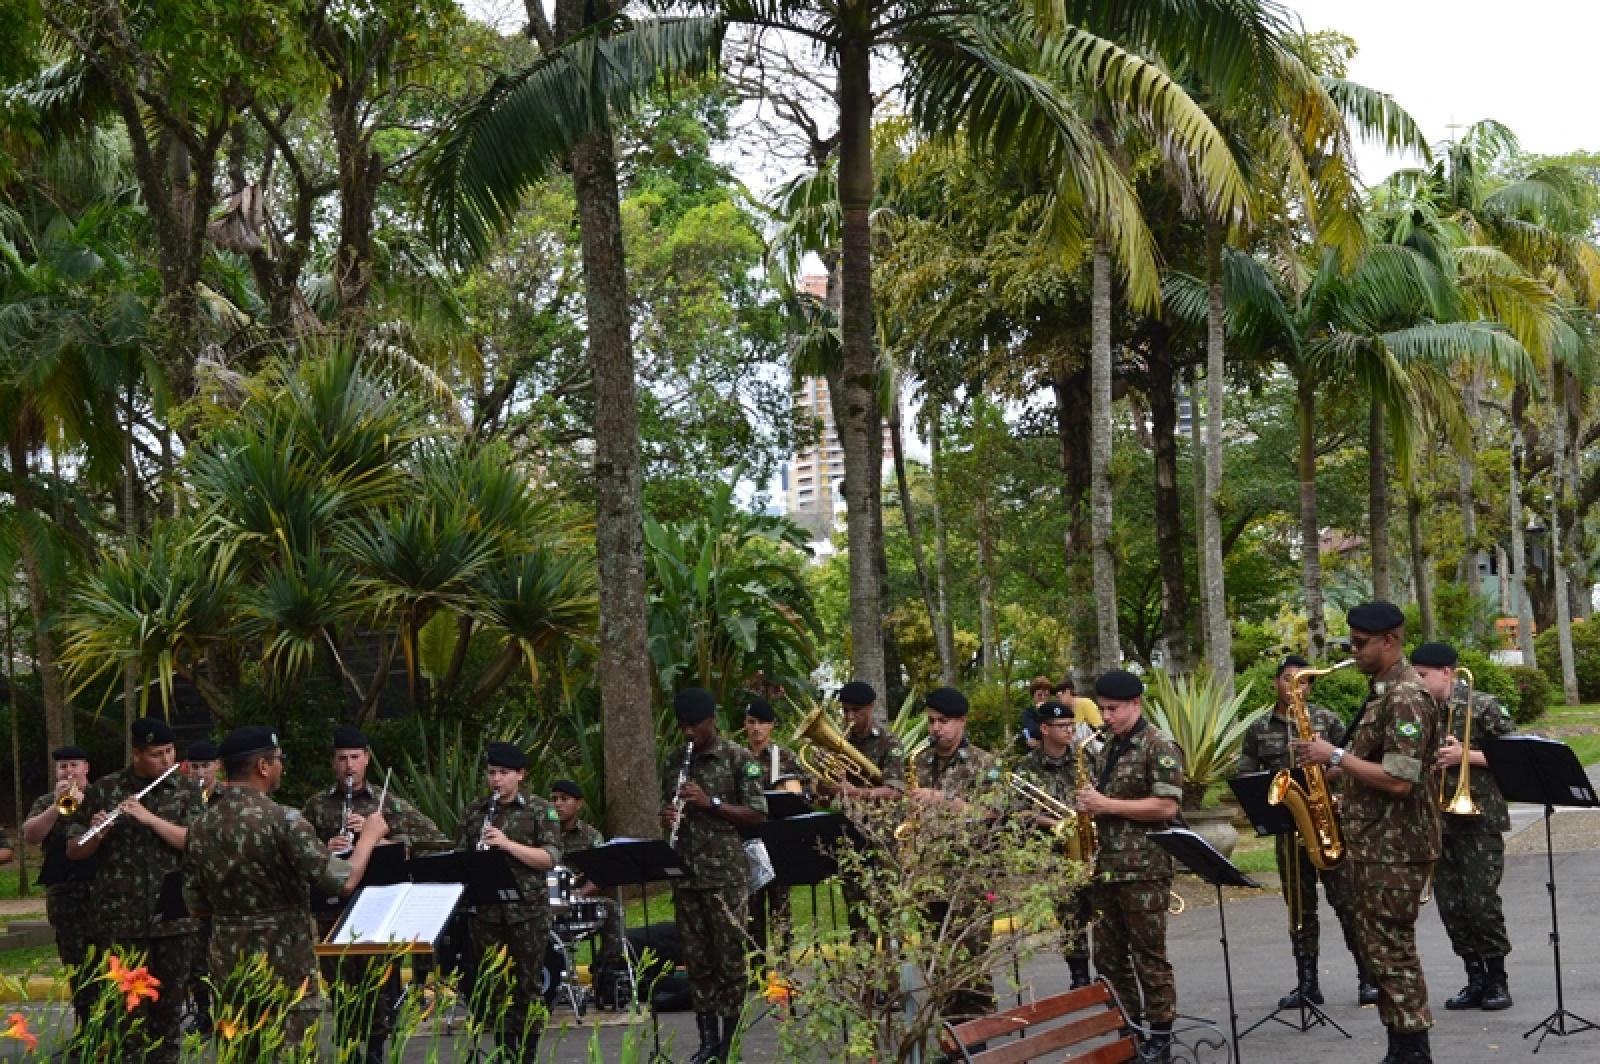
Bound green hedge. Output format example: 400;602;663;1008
965;682;1017;752
1534;619;1600;702
1506;666;1553;726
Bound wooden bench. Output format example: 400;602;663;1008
940;980;1140;1064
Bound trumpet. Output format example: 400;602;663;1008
667;741;695;850
476;793;499;851
1440;667;1482;817
56;782;83;817
76;764;182;845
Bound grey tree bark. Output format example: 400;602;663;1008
1509;385;1537;668
1455;367;1482;589
1089;242;1121;671
1297;376;1327;658
1145;323;1191;672
1406;490;1435;639
890;385;954;684
1368;401;1393;601
1551;369;1579;704
7;436;71;748
928;410;958;685
1190;372;1208;662
1202;229;1233;689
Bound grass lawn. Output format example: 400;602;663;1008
1525;702;1600;767
0;943;57;974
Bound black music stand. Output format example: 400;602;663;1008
1148;828;1258;1064
407;849;525;906
313;841;409;916
1229;772;1350;1042
1482;734;1600;1052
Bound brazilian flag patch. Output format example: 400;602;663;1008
1396;720;1420;740
1158;755;1177;769
546;806;558;820
744;762;761;779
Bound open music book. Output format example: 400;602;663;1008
329;882;464;946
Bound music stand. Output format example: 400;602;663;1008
313;841;408;916
1148;828;1258;1064
407;849;525;907
1482;735;1600;1052
1229;773;1350;1042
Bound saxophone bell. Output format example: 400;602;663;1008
1267;659;1354;871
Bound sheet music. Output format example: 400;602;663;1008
332;882;463;945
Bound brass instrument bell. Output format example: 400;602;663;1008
1440;666;1483;817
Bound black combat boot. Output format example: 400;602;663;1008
1358;969;1380;1007
1067;954;1093;990
1444;955;1485;1010
363;1035;387;1064
688;1012;723;1064
1394;1029;1433;1063
1278;953;1324;1008
1379;1027;1398;1064
1480;956;1513;1011
1142;1021;1172;1064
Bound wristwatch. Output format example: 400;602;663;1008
710;797;724;812
1329;747;1346;768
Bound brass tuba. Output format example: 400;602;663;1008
1440;667;1482;816
1267;659;1354;870
793;702;884;788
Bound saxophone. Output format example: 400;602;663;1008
1266;659;1354;870
1071;729;1100;864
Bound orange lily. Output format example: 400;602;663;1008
106;954;162;1012
763;971;794;1006
2;1012;38;1051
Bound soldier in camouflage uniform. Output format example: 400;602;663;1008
1411;642;1515;1012
1010;700;1094;988
304;725;451;1063
21;745;97;1031
661;688;768;1064
454;741;562;1062
183;726;391;1053
1238;655;1372;1008
549;779;626;982
1295;603;1442;1064
1077;670;1184;1064
742;695;803;965
911;686;1005;1027
822;681;906;939
67;718;202;1063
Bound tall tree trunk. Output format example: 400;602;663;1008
122;393;140;758
1089;242;1120;670
1201;227;1233;689
6;436;71;748
1189;372;1208;662
6;591;26;895
975;482;998;684
928;410;958;683
869;400;904;707
1550;369;1579;704
1497;545;1511;616
1455;366;1482;589
1509;384;1537;668
1297;376;1327;658
1562;375;1590;623
833;35;885;699
890;386;954;684
1368;400;1393;601
1145;322;1191;672
1052;359;1094;670
1407;489;1435;639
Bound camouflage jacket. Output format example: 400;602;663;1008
558;818;604;861
1011;743;1085;807
1089;719;1184;882
1237;703;1346;774
68;766;203;939
747;742;805;789
454;791;561;925
847;727;906;791
913;737;1003;799
1440;679;1514;835
302;782;451;855
663;736;768;889
1340;658;1442;864
26;793;95;899
183;786;348;996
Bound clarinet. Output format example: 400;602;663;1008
666;740;695;850
335;773;356;856
476;793;499;851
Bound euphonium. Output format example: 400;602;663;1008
1440;666;1482;816
1267;659;1354;871
56;782;82;817
793;703;883;788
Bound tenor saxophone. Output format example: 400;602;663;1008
1072;729;1100;864
1266;659;1354;870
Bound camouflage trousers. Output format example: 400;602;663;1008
1055;890;1091;962
748;880;792;967
1435;830;1511;961
1347;860;1432;1033
98;933;194;1063
675;883;750;1016
46;890;95;1029
925;897;996;1025
1274;835;1360;962
1090;879;1176;1025
469;912;552;1045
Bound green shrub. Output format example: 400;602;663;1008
1307;666;1368;723
1236;657;1280;716
1455;649;1517;709
1534;619;1600;701
1506;666;1553;726
1230;621;1280;673
964;682;1016;752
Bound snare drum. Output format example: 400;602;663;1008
554;898;609;938
547;866;575;910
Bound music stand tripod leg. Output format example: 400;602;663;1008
1523;806;1600;1052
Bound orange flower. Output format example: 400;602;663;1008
2;1012;38;1051
763;971;793;1006
106;954;162;1012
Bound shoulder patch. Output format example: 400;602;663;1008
744;762;761;779
285;809;302;823
1395;720;1420;739
1157;754;1178;769
546;807;559;821
985;768;1000;781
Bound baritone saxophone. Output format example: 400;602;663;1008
1266;659;1355;870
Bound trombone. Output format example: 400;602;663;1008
1439;666;1482;817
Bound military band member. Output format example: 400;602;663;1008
911;686;1004;1026
67;718;202;1063
1411;641;1515;1012
1012;700;1093;988
22;745;96;1031
548;779;625;980
1238;655;1372;1008
181;740;220;804
304;725;450;1063
455;742;561;1061
183;726;391;1051
825;681;906;939
661;688;768;1064
1295;603;1442;1064
743;695;801;964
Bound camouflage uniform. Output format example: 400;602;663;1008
1238;704;1362;967
302;783;450;1051
841;726;906;937
1433;680;1514;962
454;792;561;1046
1011;744;1091;964
914;737;1003;1024
28;792;98;1028
182;786;352;1048
68;767;203;1062
747;741;803;962
666;736;768;1017
1088;719;1184;1027
1340;658;1442;1034
556;818;624;969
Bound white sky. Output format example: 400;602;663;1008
1287;0;1600;179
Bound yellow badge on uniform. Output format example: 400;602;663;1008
1158;755;1177;770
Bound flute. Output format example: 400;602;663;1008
77;764;183;844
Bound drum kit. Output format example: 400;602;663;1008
542;865;617;1015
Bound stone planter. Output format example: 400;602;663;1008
1183;803;1240;859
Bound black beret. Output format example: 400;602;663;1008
743;696;775;723
550;779;584;800
185;740;219;762
485;742;528;770
1276;654;1310;677
674;688;717;724
1095;670;1145;700
51;745;89;762
838;681;877;707
924;686;969;717
219;726;279;761
130;716;175;748
1346;600;1405;634
1037;701;1072;722
332;725;369;750
1410;642;1459;668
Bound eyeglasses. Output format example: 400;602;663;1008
263;753;287;764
